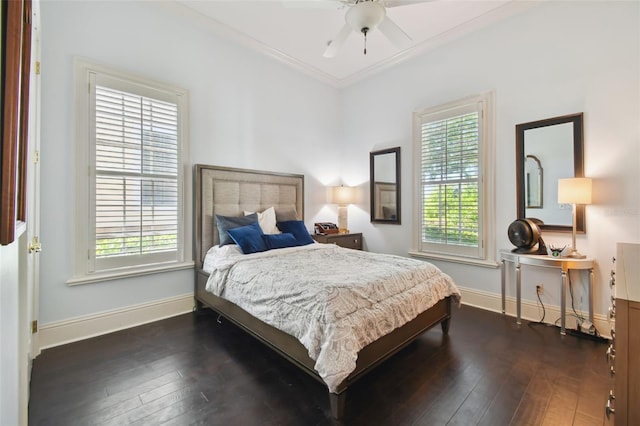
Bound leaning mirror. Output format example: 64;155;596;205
516;113;584;232
370;147;401;224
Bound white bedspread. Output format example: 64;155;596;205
203;243;461;393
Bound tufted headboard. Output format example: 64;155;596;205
194;164;304;268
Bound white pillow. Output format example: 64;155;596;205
244;206;280;234
203;244;243;273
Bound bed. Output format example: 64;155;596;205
193;164;460;419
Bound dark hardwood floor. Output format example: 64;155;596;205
29;304;612;425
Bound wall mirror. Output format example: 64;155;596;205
370;147;401;224
515;113;584;232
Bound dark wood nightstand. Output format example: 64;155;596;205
312;232;363;250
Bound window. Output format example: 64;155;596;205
411;92;496;266
71;59;191;284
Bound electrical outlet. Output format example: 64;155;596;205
580;320;594;334
536;284;544;295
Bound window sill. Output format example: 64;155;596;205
67;261;195;286
408;250;499;269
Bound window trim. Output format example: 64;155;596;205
70;58;192;284
410;92;497;268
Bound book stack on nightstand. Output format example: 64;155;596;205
312;233;362;250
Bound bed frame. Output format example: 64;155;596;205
193;164;452;419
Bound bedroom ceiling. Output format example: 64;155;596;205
174;0;537;88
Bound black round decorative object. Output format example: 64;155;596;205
508;218;547;254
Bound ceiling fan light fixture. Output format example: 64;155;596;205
345;1;386;32
323;0;411;58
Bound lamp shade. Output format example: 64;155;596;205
558;177;592;205
331;186;355;205
346;1;386;32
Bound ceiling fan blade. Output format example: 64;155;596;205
378;16;412;49
323;23;352;58
282;0;346;9
383;0;434;8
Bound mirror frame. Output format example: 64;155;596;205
516;112;584;233
370;147;401;224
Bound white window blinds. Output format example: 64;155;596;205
94;85;179;262
413;96;491;261
82;68;187;275
72;59;190;284
420;108;479;247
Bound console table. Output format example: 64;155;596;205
500;250;594;335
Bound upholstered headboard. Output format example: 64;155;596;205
194;164;304;268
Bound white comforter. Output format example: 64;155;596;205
203;243;461;393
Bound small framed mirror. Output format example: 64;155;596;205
370;147;401;224
516;113;584;232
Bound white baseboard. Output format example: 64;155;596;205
37;287;610;351
458;286;612;339
38;294;195;350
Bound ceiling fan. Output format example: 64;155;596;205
322;0;420;58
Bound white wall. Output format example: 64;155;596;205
343;1;640;319
1;239;20;426
39;1;341;325
39;1;639;334
1;227;29;426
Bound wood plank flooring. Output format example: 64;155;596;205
29;305;613;425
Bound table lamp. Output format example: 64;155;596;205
557;177;592;259
331;185;355;234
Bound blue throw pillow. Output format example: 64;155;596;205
227;222;267;254
276;220;314;246
263;233;299;250
216;213;258;246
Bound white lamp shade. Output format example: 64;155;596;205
558;177;592;205
331;186;355;205
346;1;386;32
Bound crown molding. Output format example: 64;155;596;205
163;0;541;89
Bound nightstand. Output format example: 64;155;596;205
312;233;362;250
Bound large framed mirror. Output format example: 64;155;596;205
516;113;584;232
370;147;401;224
